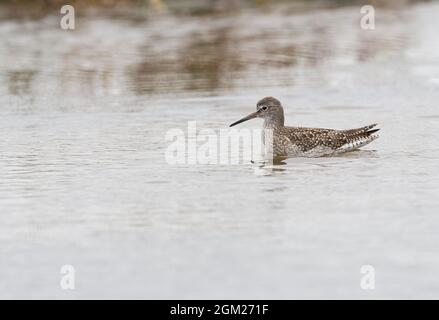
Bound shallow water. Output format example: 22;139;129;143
1;2;439;299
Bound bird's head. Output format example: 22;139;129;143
229;96;284;127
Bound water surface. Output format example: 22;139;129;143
1;1;439;298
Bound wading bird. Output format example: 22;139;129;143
230;97;380;158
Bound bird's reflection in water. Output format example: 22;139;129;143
330;149;379;158
251;150;379;175
251;158;287;176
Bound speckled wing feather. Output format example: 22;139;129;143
280;123;380;155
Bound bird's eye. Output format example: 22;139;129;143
261;106;268;111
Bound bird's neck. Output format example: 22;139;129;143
263;114;284;129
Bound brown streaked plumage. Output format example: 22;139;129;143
229;96;380;158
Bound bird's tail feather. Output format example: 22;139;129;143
342;123;380;140
336;124;380;153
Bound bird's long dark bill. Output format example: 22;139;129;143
229;111;259;127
